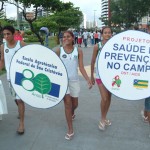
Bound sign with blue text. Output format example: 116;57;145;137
97;30;150;100
10;45;68;108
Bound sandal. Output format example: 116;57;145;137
143;116;149;123
105;119;111;126
141;110;149;123
72;114;76;120
17;128;25;135
65;132;74;140
98;121;105;131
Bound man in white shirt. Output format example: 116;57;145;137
82;30;89;48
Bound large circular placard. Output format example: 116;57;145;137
10;44;68;108
98;30;150;100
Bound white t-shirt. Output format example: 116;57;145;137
90;32;94;39
82;32;89;39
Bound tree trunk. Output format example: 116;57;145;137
28;21;44;45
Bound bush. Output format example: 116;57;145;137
24;30;41;43
24;35;39;42
24;30;32;35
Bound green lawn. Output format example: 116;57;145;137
26;36;58;49
48;36;58;49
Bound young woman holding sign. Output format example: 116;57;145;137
56;31;92;140
91;26;112;131
0;26;26;134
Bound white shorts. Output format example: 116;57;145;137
66;81;80;97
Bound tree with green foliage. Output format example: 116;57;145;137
0;1;8;45
50;7;83;32
5;0;75;45
33;19;58;35
110;0;150;29
5;0;64;45
35;7;83;33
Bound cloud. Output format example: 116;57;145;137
67;0;101;21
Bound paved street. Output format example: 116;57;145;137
0;44;150;150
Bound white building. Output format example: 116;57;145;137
101;0;109;25
80;13;87;29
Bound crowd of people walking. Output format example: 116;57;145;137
70;29;102;48
0;25;150;142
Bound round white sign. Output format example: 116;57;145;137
10;44;68;108
98;30;150;100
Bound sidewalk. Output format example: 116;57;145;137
0;44;150;150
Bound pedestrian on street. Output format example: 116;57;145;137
58;31;63;46
89;31;94;45
56;31;92;140
94;31;99;44
82;29;89;48
77;31;82;47
91;26;112;131
0;25;26;135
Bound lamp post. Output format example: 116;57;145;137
16;1;20;29
94;10;97;28
4;4;6;18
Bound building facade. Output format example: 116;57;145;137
101;0;110;25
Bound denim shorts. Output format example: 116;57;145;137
145;97;150;111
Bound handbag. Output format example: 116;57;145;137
0;80;8;114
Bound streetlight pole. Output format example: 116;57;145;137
4;5;6;18
16;1;20;28
94;10;97;28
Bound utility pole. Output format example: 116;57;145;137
94;10;97;27
4;5;6;18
